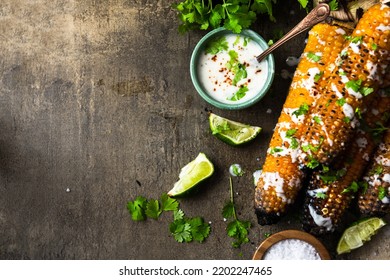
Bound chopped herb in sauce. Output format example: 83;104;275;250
371;43;378;50
229;86;248;101
205;36;229;54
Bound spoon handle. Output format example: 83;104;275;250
256;3;330;62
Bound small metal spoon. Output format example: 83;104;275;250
257;3;330;62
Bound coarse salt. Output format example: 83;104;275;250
263;239;321;260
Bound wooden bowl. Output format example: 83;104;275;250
252;230;331;260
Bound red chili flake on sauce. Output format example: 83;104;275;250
248;79;251;83
211;55;217;62
256;69;262;74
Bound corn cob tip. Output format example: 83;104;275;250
255;208;281;225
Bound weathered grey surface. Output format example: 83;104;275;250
0;0;388;260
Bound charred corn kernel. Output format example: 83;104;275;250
298;3;390;166
302;89;390;235
358;127;390;217
254;23;350;225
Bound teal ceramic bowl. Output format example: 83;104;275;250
190;27;275;110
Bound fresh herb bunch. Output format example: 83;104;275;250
172;0;315;33
172;0;274;34
172;0;340;34
127;193;211;243
222;177;251;248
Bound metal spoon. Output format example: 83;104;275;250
256;3;330;62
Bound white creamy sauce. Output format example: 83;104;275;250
350;42;361;54
383;173;390;183
308;204;333;231
343;103;355;120
283;108;305;124
301;67;321;90
335;28;346;35
382;197;390;204
261;172;287;202
366;60;378;81
262;239;321;260
331;83;343;98
198;34;268;104
377;24;390;31
253;170;262;186
346;86;363;99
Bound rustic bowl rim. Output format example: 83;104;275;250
252;229;331;260
190;27;275;110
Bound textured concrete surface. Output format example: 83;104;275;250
0;0;388;260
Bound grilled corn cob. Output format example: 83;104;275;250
302;88;390;235
298;3;390;167
254;23;350;225
358;126;390;217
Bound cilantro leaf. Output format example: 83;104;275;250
160;193;179;211
342;181;360;194
307;52;321;62
378;186;387;200
314;71;323;82
127;196;148;221
170;219;192;243
145;199;162;220
286;129;297;137
313;115;322;124
188;217;211;243
293;103;309;117
270;147;284;154
346;79;362;93
329;0;339;11
205;36;228;54
222;201;235;219
226;219;251;248
297;0;309;8
336;98;346;106
173;209;185;221
229;86;248;101
315;192;327;199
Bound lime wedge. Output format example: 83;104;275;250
337;217;386;255
168;153;214;197
209;113;261;146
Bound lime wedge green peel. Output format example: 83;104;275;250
209;113;261;146
337;217;386;255
168;153;214;197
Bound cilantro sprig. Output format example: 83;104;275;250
127;193;211;243
222;177;251;248
170;210;211;243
